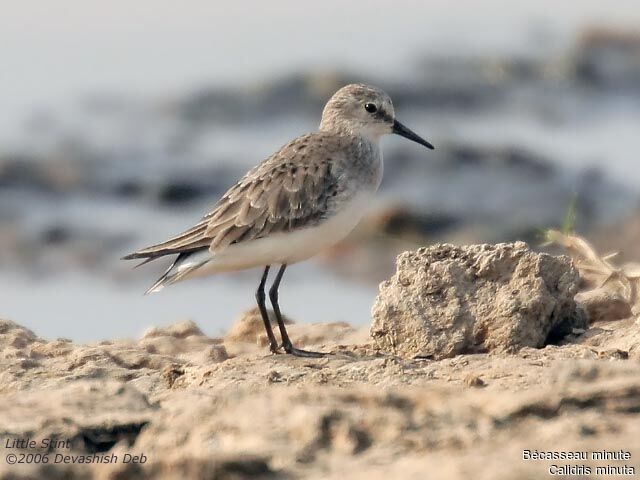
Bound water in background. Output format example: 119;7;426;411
2;2;640;341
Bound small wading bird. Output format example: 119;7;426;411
123;84;434;357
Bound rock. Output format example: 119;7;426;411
576;288;633;323
371;242;584;359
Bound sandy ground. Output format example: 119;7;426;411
1;307;639;479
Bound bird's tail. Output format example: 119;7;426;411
144;252;209;295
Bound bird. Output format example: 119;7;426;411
123;83;434;357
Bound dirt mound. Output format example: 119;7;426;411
371;242;585;359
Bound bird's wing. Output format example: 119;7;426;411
123;133;342;260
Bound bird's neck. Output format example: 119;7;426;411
319;122;383;146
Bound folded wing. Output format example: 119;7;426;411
122;134;341;262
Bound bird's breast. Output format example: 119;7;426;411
345;141;383;193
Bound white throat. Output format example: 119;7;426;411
353;124;388;143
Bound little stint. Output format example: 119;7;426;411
123;83;434;357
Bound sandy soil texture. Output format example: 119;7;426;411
0;311;639;479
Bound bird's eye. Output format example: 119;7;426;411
364;103;377;113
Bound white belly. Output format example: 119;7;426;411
183;193;372;277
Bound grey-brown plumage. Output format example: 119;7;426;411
123;83;434;357
124;132;378;261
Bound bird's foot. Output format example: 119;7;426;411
282;342;327;358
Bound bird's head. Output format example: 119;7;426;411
319;83;434;149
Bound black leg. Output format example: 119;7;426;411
268;264;326;358
255;265;280;354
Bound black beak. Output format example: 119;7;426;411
393;119;434;150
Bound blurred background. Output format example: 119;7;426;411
1;0;640;341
